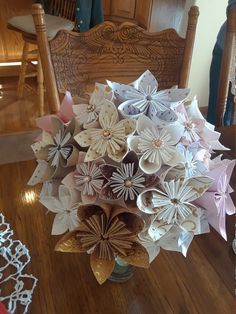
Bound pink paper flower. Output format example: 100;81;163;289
62;152;105;204
194;157;235;240
36;91;75;133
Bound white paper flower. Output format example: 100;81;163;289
74;101;136;162
176;112;204;144
184;98;228;151
137;176;213;224
128;115;184;174
73;83;114;128
107;70;190;125
40;185;80;235
177;143;208;178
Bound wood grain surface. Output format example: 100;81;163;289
0;0;34;62
0;128;235;314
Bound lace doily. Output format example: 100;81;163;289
0;214;37;313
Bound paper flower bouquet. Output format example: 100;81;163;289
29;70;235;284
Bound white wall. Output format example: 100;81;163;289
182;0;228;107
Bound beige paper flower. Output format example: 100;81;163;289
55;203;149;284
74;101;136;162
28;117;80;185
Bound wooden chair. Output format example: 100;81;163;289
7;0;76;116
32;3;199;114
216;5;236;126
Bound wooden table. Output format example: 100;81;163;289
0;127;235;314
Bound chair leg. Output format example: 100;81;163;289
37;56;44;116
17;41;30;99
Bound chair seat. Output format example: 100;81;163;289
8;14;74;39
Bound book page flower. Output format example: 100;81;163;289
73;83;114;128
28;117;80;185
74;101;136;162
194;158;235;240
128;115;184;174
107;70;190;125
40;185;80;235
137;176;213;224
100;151;159;207
55;203;149;284
62;152;105;204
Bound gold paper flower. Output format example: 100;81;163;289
55;203;149;284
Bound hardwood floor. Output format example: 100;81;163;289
0;76;43;133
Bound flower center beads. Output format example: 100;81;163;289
146;95;152;101
103;129;113;139
101;233;109;240
124;178;133;187
185;121;193;131
171;198;179;205
152;138;163;148
83;175;91;183
87;104;96;112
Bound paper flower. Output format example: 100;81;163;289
107;70;190;125
55;203;149;284
74;101;136;162
36;91;75;133
139;207;209;259
28;117;80;185
128;115;183;174
137;176;213;225
176;143;208;178
73;83;114;128
99;151;159;207
62;152;104;204
176;111;204;145
194;158;235;240
40;185;80;235
184;98;228;151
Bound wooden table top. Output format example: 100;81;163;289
0;126;235;314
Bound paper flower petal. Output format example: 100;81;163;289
74;129;94;147
90;249;115;285
120;242;149;268
139;152;161;174
55;230;85;253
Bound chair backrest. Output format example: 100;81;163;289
32;3;199;113
216;5;236;126
49;0;76;21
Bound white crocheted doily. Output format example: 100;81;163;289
0;214;37;313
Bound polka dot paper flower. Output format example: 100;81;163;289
73;83;114;128
74;101;136;162
107;69;190;125
128;115;184;174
